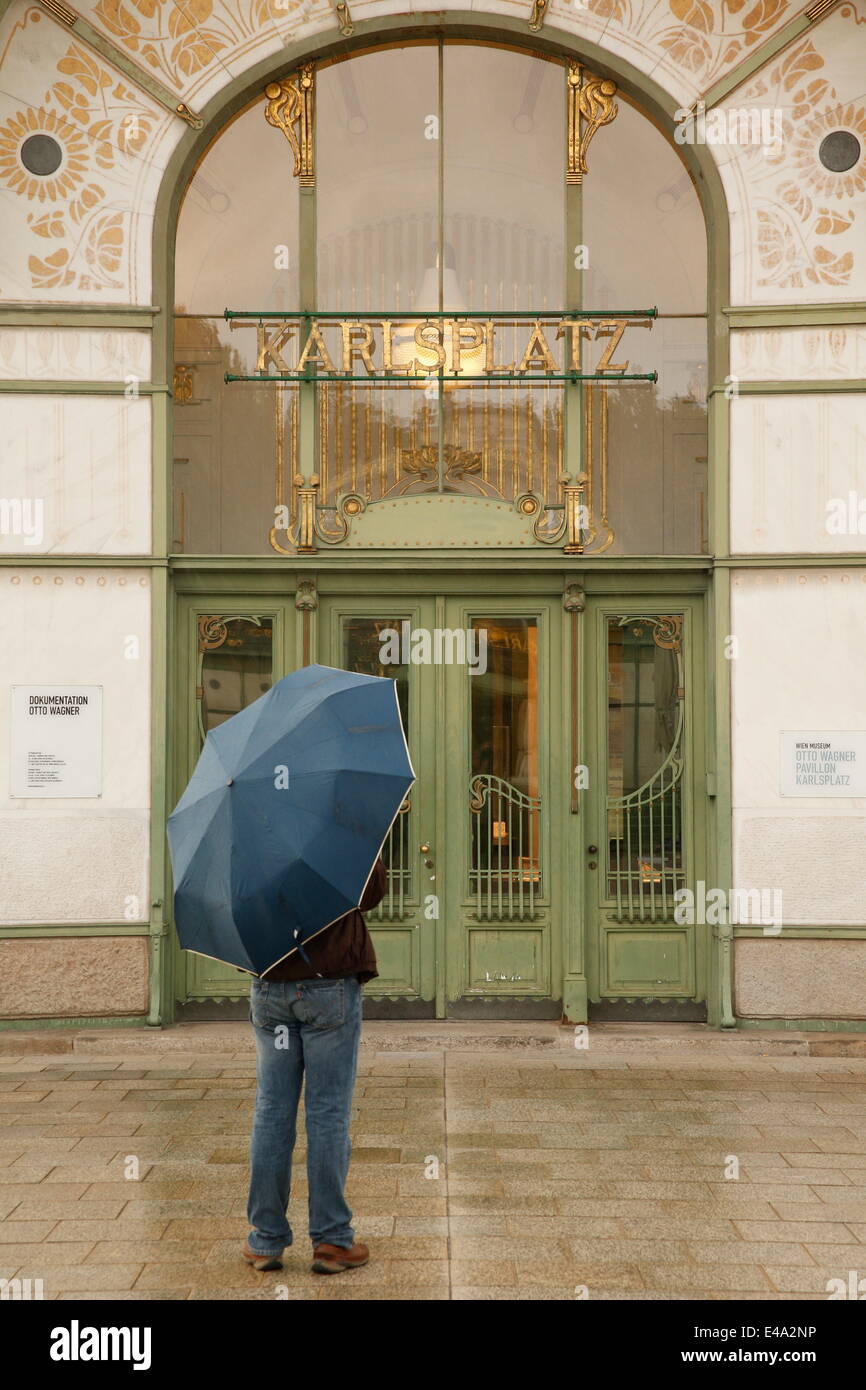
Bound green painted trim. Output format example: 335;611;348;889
735;1018;866;1032
147;12;731;1027
734;926;866;937
0;557;167;567
712;379;866;395
166;555;715;572
717;555;866;566
0;306;159;326
700;6;832;111
0;925;149;936
0;1015;148;1031
225;308;658;321
148;565;170;1026
152;391;169;561
30;554;866;571
726;303;866;327
0;381;169;394
226;371;659;383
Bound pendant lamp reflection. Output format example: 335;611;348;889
392;242;486;388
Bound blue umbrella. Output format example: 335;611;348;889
167;663;414;976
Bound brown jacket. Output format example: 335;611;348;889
263;858;386;985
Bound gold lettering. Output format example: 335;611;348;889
484;319;515;375
595;319;629;374
450;319;485;374
256;323;296;374
381;321;409;375
557;319;594;372
413;320;446;374
297;323;337;374
517;320;557;375
341;321;377;375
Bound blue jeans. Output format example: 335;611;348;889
246;975;363;1255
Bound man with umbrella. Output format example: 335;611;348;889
242;853;388;1274
167;664;414;1276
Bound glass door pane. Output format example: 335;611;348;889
341;617;412;920
198;615;273;742
605;616;685;922
469;617;541;918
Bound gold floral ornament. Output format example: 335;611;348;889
791;102;866;200
0;40;155;293
738;35;862;290
93;0;228;86
656;0;791;85
0;107;88;203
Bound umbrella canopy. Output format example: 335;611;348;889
167;663;414;976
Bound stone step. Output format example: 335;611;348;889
1;1020;865;1057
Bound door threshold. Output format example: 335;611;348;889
588;1000;708;1022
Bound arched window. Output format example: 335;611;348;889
173;43;707;556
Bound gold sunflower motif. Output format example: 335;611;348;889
791;101;866;200
0;106;89;203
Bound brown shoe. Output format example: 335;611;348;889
311;1241;369;1275
242;1242;283;1271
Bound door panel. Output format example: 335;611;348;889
174;602;288;1004
444;600;562;1018
320;595;562;1017
585;599;707;1019
321;598;438;1014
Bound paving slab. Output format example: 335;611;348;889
2;1041;866;1299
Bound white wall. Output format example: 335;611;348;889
0;568;151;923
730;392;866;554
731;568;866;926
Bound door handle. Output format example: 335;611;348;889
587;844;598;854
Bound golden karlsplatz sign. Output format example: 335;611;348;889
223;311;658;383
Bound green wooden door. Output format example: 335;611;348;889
319;595;439;1015
172;588;564;1017
320;593;563;1018
583;596;709;1019
441;597;563;1018
173;596;292;1005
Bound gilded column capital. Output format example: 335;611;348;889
567;60;618;185
264;64;315;188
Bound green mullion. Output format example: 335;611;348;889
564;68;582;505
148;563;170;1027
711;565;734;1027
298;116;318;487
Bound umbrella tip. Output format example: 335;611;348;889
226;778;233;786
